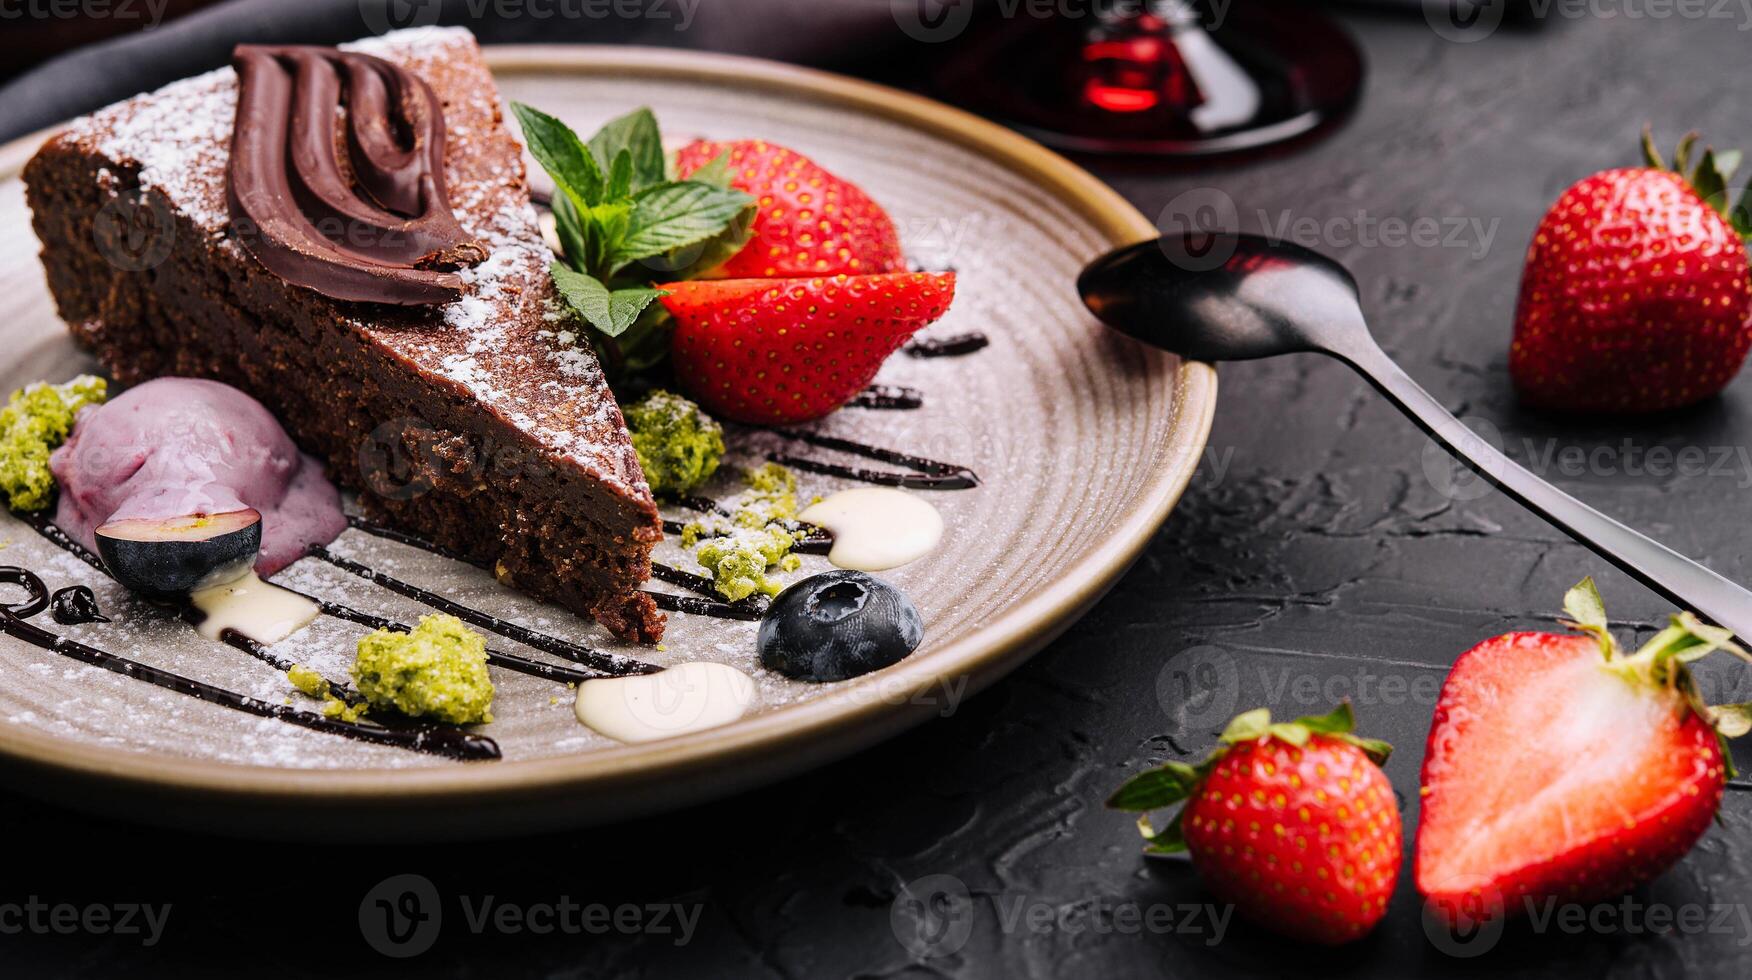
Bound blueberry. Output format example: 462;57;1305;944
95;508;261;600
758;571;924;682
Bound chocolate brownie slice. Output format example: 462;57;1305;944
23;27;665;642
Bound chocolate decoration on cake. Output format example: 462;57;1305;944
227;44;487;305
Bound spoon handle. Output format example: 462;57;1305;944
1339;339;1752;639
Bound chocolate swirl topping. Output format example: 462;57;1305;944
226;45;487;305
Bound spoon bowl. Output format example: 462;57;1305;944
1078;233;1368;361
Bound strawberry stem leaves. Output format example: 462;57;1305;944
1108;760;1201;811
1642;125;1664;170
1711;703;1752;739
1561;576;1615;658
1559;577;1751;775
1644;127;1752;241
1674;131;1700;177
510;102;755;380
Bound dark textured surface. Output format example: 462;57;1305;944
7;8;1752;979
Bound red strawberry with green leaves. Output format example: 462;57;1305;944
1511;130;1752;413
659;271;954;425
1107;704;1402;945
675;139;905;279
1416;578;1751;926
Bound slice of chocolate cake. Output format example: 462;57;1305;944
23;27;665;642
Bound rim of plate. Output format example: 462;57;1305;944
0;44;1217;818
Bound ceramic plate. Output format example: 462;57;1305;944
0;44;1215;839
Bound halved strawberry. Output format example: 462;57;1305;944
660;272;955;425
1108;704;1401;945
676;139;905;279
1416;579;1749;925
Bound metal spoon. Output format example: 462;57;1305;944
1079;233;1752;637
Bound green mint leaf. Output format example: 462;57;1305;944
633;199;756;280
511;102;604;208
583;202;632;278
606;148;635;203
550;191;590;268
550;264;665;338
609;181;756;273
614;315;674;376
686;149;735;189
588;107;665;193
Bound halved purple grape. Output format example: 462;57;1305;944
95;508;261;599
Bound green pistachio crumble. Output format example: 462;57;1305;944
683;463;807;602
286;664;368;722
352;614;495;724
322;698;369;724
286;664;329;698
0;375;107;511
624;390;725;496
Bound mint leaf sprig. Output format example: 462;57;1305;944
511;103;755;377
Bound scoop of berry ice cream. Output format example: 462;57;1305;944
50;377;344;575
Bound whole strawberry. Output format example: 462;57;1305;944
1108;704;1402;945
1511;131;1752;413
660;271;955;425
1417;578;1749;925
676;139;904;279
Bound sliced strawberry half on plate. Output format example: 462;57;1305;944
676;139;905;279
659;271;955;425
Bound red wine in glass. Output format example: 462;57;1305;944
932;0;1363;158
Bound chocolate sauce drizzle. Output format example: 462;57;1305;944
847;384;924;410
0;566;498;761
20;512;105;574
308;546;656;676
905;332;989;358
306;589;596;685
227;45;486;304
49;585;107;625
347;515;764;625
21;509;595;690
646;563;768;621
768;432;980;490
